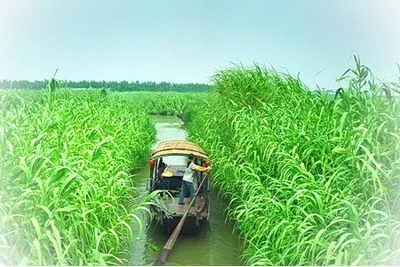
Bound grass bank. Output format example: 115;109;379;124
187;58;400;265
112;91;208;116
0;88;158;265
0;87;208;265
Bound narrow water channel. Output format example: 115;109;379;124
130;115;242;266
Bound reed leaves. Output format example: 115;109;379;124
0;89;157;265
188;57;400;265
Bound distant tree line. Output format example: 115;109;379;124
0;79;212;92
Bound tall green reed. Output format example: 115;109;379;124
0;88;157;265
188;56;400;265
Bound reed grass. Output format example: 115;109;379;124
188;56;400;265
112;91;208;116
0;88;157;265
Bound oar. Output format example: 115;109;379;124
153;171;210;266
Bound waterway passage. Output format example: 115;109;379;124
130;115;242;266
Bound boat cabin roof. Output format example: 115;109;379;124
152;140;208;160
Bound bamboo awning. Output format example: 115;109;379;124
152;140;208;159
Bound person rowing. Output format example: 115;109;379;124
178;154;211;206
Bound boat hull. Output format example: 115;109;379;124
152;196;209;234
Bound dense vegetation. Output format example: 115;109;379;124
0;86;160;264
0;82;208;265
2;56;400;266
0;79;211;92
187;57;400;265
113;91;207;116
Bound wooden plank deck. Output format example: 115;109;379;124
162;196;206;216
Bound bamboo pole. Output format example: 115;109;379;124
153;171;210;266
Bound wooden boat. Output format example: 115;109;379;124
148;140;211;234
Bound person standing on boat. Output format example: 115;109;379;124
178;154;211;206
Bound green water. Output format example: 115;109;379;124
130;115;242;266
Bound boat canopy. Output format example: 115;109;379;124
152;140;208;159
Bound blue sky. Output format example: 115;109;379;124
0;0;399;89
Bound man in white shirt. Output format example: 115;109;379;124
178;154;211;206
